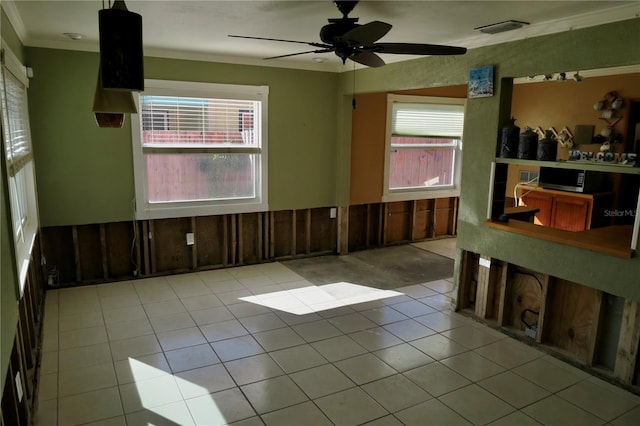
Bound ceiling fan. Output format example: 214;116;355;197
229;0;467;67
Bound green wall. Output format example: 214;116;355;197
339;18;640;300
26;49;340;226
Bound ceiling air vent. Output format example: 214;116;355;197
475;20;529;34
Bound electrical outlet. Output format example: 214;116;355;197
329;207;337;218
524;325;537;339
186;233;195;245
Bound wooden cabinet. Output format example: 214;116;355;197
520;185;612;231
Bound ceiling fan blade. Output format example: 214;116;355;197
229;35;330;50
341;21;392;45
350;51;385;67
264;49;334;60
369;42;467;55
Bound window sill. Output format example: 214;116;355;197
383;188;460;203
483;219;634;258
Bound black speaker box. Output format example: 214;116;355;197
99;8;144;91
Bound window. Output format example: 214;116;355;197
132;80;268;219
0;45;39;293
384;94;465;201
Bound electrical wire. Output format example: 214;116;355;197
513;175;541;206
514;269;544;329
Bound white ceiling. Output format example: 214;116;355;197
4;1;639;72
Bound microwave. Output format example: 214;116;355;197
538;167;608;193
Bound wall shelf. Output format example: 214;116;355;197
495;157;640;175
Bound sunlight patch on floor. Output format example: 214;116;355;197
240;282;404;315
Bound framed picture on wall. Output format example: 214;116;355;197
468;65;494;98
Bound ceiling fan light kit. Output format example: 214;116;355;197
230;0;466;68
475;20;529;35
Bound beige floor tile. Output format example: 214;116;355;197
252;327;305;352
204;279;246;294
216;288;253;305
241;375;308;414
362;374;431;412
59;325;108;349
168;281;211;299
422;279;455;294
404;362;470;397
441;325;503;349
388;300;437;318
143;299;187;318
413;311;470;332
311;335;367;362
611;405;640;426
292;319;343;342
290;364;355;399
102;305;147;325
110;334;162;361
373;343;435;372
114;353;172;384
224;353;284;385
239;312;287;333
395;399;472;426
522;395;606;426
315;387;389;426
513;357;589;392
211;335;265;361
175;364;236;399
58;362;117;397
328;312;378;333
36;398;58;426
58;387;123;426
441;351;505;382
261;401;333;426
478;371;550;408
348;327;403;351
180;293;223;311
395;284;439;299
149;312;196;333
227;301;272;318
119;375;183;414
165;343;220;373
409;333;469;360
200;318;249;342
419;294;453;311
59;342;112;371
334;353;396;385
59;310;104;332
383;319;437;342
197;269;236;284
83;416;127;426
360;306;410;326
186;387;256;425
558;379;640;421
189;305;235;326
126;400;195;426
106;318;154;342
361;415;405;426
487;412;543;425
38;372;58;401
156;326;207;351
439;384;515;425
269;344;327;373
473;338;545;369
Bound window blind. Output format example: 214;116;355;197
1;67;32;176
140;95;259;146
392;103;464;138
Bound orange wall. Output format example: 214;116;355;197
350;85;467;205
511;73;640;149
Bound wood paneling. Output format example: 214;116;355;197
386;201;412;244
310;208;335;253
76;224;103;281
152;218;192;273
195;216;225;268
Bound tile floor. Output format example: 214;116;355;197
35;259;640;425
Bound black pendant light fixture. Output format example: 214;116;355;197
93;0;143;128
99;0;144;91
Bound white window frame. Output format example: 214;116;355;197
131;79;269;220
0;43;39;294
383;94;465;202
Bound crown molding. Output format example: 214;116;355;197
1;1;27;43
